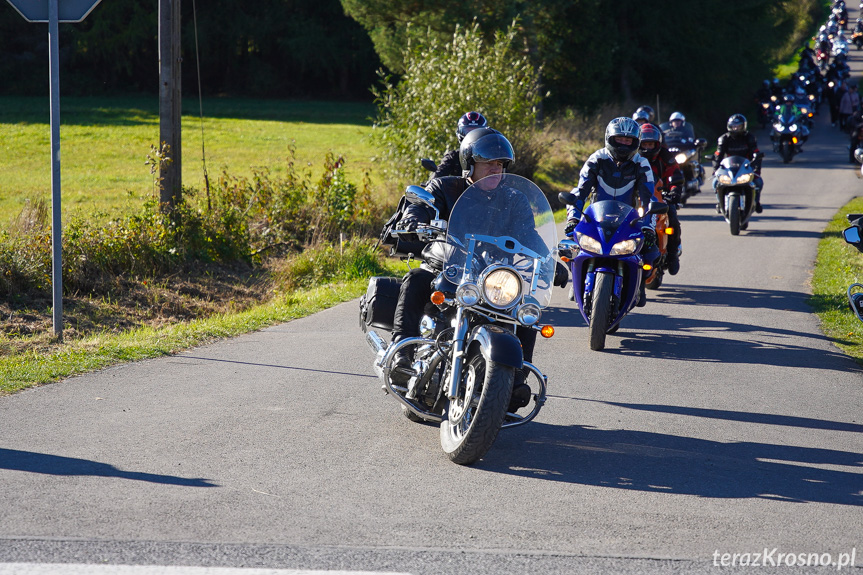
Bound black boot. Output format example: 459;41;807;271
667;253;680;276
389;336;414;385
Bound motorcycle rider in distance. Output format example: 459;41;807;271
564;117;659;307
638;123;683;276
633;105;656;124
661;111;696;140
429;111;488;180
390;127;565;411
713;114;764;213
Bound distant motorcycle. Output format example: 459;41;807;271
663;134;707;202
771;107;809;163
712;155;762;236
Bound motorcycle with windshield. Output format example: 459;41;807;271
360;174;558;465
662;132;707;203
557;193;668;351
712;155;762;235
771;106;809;163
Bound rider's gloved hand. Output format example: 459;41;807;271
564;219;578;235
662;186;682;204
642;226;657;248
553;262;569;288
400;217;421;232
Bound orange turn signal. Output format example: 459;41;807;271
665;227;674;235
560;255;572;263
792;137;799;144
540;325;555;338
430;291;446;305
642;263;653;271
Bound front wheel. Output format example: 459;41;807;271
589;271;615;351
729;194;741;236
782;143;793;163
440;353;513;465
646;267;664;290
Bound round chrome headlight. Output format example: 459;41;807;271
456;282;481;307
481;267;521;309
516;302;542;326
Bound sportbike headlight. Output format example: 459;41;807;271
481;268;521;309
610;238;638;255
674;152;688;164
790;124;798;132
456;282;481;307
773;122;784;132
762;102;770;109
718;174;734;185
576;232;603;254
735;173;754;184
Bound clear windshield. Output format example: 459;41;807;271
445;174;557;307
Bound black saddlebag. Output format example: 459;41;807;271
359;276;402;332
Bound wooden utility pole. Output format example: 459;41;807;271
159;0;182;210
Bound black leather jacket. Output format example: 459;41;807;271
713;132;762;173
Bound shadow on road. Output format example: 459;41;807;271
0;448;217;487
484;421;863;506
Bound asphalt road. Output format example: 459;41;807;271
3;44;863;575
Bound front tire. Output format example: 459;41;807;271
440;353;513;465
645;267;664;290
729;194;741;236
589;271;615;351
782;144;793;163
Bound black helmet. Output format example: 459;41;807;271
456;111;488;143
783;93;795;104
727;114;747;133
638;123;663;161
635;105;655;122
604;117;641;162
459;127;515;175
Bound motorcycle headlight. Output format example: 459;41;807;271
809;94;815;101
790;124;798;132
736;173;754;184
674;152;688;164
455;282;481;307
762;102;770;109
481;268;521;309
516;302;542;326
773;122;784;131
718;174;734;185
610;238;638;255
576;232;603;254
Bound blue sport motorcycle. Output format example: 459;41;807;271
558;193;667;351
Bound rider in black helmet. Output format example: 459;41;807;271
713;114;764;213
390;128;566;411
429;111;488;180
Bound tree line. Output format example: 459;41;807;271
1;0;825;124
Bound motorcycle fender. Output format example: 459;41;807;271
468;324;523;369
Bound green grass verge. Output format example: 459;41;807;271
0;257;408;394
0;96;378;225
810;196;863;363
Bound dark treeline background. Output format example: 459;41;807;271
0;0;381;99
1;0;825;126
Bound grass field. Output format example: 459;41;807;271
0;96;380;225
810;196;863;364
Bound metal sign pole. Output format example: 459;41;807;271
48;0;63;339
